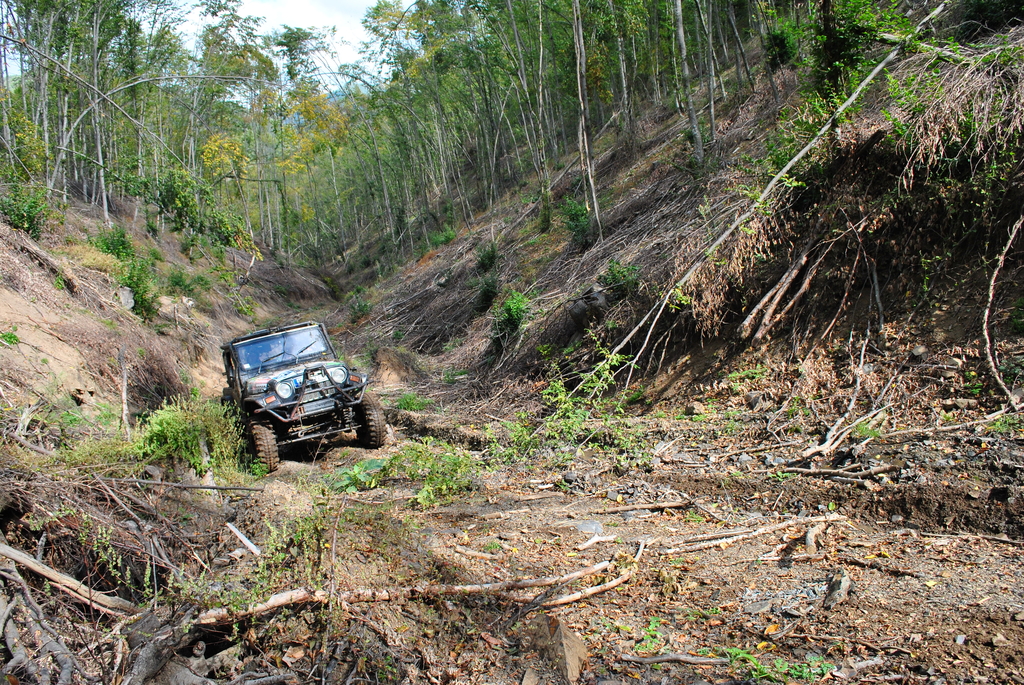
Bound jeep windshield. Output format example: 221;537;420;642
234;327;332;379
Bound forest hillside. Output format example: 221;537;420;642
1;0;1024;683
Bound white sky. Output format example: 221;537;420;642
238;0;376;64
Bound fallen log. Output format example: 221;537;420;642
0;542;138;615
662;515;846;555
197;560;615;625
601;499;691;514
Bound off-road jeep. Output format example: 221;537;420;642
221;321;386;471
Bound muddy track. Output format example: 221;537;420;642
654;472;1024;538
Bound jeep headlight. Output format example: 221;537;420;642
328;366;349;385
274;380;294;400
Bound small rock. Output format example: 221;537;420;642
117;286;135;310
562;471;578;485
822;568;853;610
992;634;1011;648
574;520;603;535
744;391;765;411
531;616;588;683
954;398;977;410
939;369;958;379
144;464;165;481
1014;611;1024;622
861;363;875;374
890;514;904;523
522;668;540;685
955;635;966;645
684;402;706;416
737;454;753;464
745;600;774;614
597;681;626;685
912;344;928;358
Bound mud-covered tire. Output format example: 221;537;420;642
250;423;279;473
356;394;386;449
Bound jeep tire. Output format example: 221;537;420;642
250;422;280;472
356;394;386;449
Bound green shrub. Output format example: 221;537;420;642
0;327;18;346
93;225;136;261
326;458;387;492
765;21;799;71
167;268;211;296
350;299;372;322
120;258;159;321
562;198;591;247
812;0;897;94
598;260;641;297
428;225;456;248
476;241;499;272
492;291;529;352
0;185;47;240
233;294;257;318
396;393;432;411
388;439;477;506
136;397;243;474
474;272;499;312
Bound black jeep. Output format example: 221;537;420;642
221;321;386;471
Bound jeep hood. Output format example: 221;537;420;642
246;361;347;394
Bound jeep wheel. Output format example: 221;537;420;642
356;394;386;449
250;423;280;472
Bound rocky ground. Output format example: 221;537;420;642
136;398;1021;685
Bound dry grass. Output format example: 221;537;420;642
56;243;121;274
891;26;1024;183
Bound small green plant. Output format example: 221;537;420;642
724;647;834;682
483;540;502;552
476;240;499;272
92;226;159;320
0;327;19;346
428;225;456;248
443;369;468;384
635;617;667;654
350;299;372;322
598;260;641;297
851;423;882;439
233;294;257;318
92;225;136;261
726;365;768;382
167;268;211;296
396;393;433;411
474;272;499;312
0;184;47;240
561;198;591;246
492;290;529;352
326;458;387;492
989;414;1023;435
388;438;477;506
